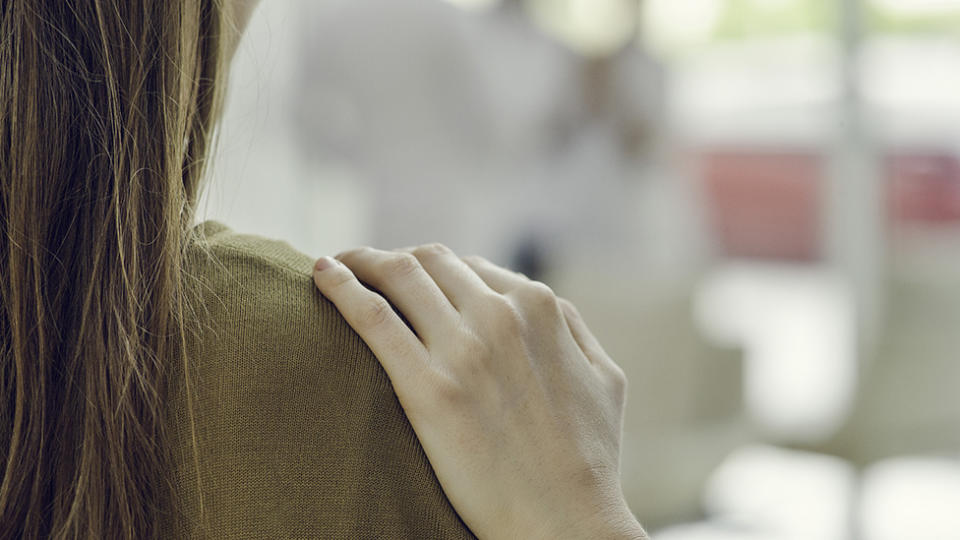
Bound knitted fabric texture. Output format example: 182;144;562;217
161;221;475;539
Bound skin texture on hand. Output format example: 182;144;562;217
312;244;647;540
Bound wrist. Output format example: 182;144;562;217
594;515;648;540
534;494;647;540
583;502;648;540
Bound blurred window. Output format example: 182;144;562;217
862;0;960;241
441;0;501;11
701;150;822;261
526;0;638;57
643;0;836;58
861;0;960;129
866;0;960;36
887;152;960;226
643;0;841;143
711;0;835;40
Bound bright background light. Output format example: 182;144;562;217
526;0;638;56
440;0;501;12
642;0;725;54
871;0;960;16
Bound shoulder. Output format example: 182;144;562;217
186;220;364;356
192;220;316;280
169;221;473;538
181;220;385;412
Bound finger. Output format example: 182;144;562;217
312;256;430;385
464;257;582;361
558;298;611;367
461;255;530;294
335;247;460;347
396;244;494;310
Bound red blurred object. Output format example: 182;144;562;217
701;150;823;261
887;152;960;225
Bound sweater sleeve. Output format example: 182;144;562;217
163;223;475;539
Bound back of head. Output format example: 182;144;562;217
0;1;227;537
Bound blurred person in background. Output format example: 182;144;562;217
0;0;647;538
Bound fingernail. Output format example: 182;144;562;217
314;256;335;273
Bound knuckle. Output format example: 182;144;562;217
606;362;628;392
322;265;355;289
516;280;559;311
336;246;370;261
486;295;525;337
461;254;487;267
381;252;421;278
485;291;514;315
356;296;393;328
558;297;581;319
413;242;452;259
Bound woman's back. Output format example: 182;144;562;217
164;221;473;538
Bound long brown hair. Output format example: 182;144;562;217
0;1;227;537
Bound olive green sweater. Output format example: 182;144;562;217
162;221;474;539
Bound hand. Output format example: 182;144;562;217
312;244;647;540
